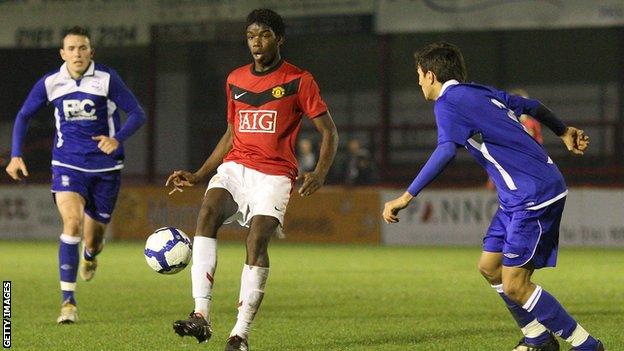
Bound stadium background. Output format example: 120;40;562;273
0;0;622;246
0;1;623;350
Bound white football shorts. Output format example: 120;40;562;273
206;161;292;237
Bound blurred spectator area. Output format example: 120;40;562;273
1;26;622;186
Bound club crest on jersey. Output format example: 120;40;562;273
62;99;97;121
271;86;285;98
238;110;277;133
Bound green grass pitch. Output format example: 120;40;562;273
1;241;622;350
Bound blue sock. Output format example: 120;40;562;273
492;284;550;345
83;246;98;261
496;287;535;327
523;285;598;350
59;234;80;305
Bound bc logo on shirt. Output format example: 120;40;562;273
62;99;97;121
238;110;277;133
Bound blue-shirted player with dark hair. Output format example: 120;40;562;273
382;42;603;351
5;26;146;324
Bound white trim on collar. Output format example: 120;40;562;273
59;62;71;79
59;61;95;79
84;61;95;76
439;79;460;97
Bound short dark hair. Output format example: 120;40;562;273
61;26;91;48
414;42;467;83
246;8;285;37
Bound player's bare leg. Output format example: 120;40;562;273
55;192;85;324
478;251;503;284
226;215;276;351
502;266;604;351
80;215;106;281
174;188;237;343
478;252;557;350
195;188;238;240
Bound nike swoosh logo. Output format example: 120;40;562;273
234;92;247;99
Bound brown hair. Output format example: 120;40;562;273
414;41;467;82
61;26;91;48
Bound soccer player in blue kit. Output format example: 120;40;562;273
382;42;603;351
5;26;146;324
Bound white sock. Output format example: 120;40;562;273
566;324;590;347
237;265;253;310
60;233;81;245
230;266;253;338
230;265;269;339
522;319;548;338
191;236;217;321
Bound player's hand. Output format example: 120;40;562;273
5;157;29;181
382;192;413;224
298;171;325;197
92;135;120;154
166;170;198;195
560;126;589;155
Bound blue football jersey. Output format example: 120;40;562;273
435;81;567;211
11;61;144;172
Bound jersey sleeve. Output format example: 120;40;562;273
494;89;539;117
107;69;146;142
434;101;472;146
406;141;457;196
226;81;235;124
496;89;566;136
297;72;328;119
11;77;48;157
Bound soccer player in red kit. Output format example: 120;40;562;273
166;8;338;351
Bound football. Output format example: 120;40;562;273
144;227;192;274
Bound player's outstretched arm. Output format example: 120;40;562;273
518;99;589;155
560;126;589;155
501;93;567;136
5;157;29;181
382;141;456;224
502;93;590;154
166;123;233;195
298;113;338;197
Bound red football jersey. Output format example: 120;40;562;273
223;60;328;180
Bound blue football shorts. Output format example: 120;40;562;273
483;198;566;269
51;166;121;224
